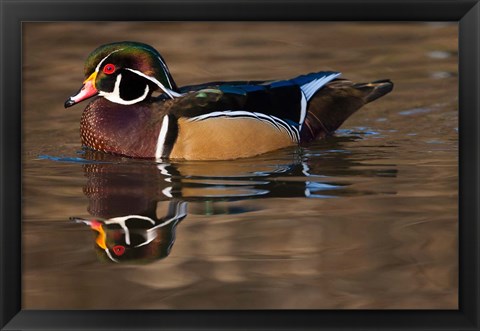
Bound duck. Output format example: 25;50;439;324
65;41;393;160
71;201;187;263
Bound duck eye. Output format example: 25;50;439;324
112;245;125;256
103;64;116;74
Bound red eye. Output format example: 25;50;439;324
112;245;125;256
103;64;116;74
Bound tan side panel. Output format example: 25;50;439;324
170;117;295;160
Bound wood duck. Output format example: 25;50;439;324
71;201;187;263
65;41;393;160
70;154;188;263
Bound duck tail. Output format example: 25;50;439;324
300;79;393;144
354;79;394;104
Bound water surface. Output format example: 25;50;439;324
22;22;458;309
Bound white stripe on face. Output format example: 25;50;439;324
95;48;125;73
157;56;173;88
105;215;156;246
99;74;150;105
93;49;181;102
125;68;182;99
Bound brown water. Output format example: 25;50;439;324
22;22;458;309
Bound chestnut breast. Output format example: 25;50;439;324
80;98;163;158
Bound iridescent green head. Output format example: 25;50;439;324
65;41;180;108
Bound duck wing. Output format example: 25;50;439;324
169;71;341;140
179;80;268;93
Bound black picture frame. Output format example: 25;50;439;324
1;0;479;330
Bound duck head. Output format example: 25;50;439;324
65;41;180;108
70;200;188;263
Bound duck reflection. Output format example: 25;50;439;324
70;143;396;263
71;201;186;263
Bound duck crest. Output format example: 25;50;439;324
66;42;394;160
85;41;178;93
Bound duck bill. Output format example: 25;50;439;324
69;217;108;249
64;72;99;108
69;216;92;225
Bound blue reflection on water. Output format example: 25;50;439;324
38;154;110;164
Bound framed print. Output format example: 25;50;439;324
1;0;479;330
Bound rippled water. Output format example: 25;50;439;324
22;22;458;309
